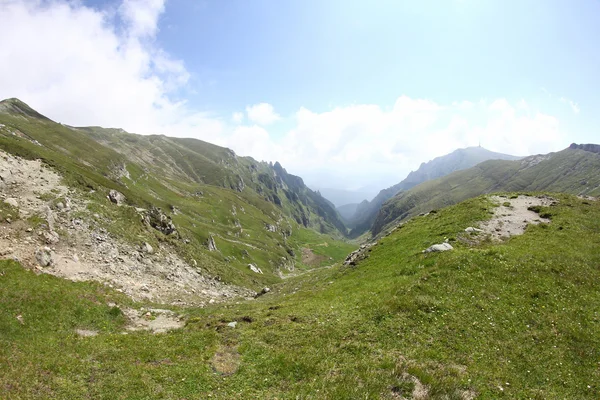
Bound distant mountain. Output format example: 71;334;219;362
317;187;372;208
346;146;520;237
371;144;600;236
336;203;359;221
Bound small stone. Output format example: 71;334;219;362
35;246;54;267
3;198;18;208
227;321;237;328
206;235;218;251
141;242;154;254
25;227;32;232
42;230;60;244
108;190;125;205
423;243;454;253
248;263;263;274
465;227;483;233
75;329;98;337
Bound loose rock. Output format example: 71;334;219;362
423;243;453;253
3;197;18;208
248;263;263;274
35;246;54;267
141;242;154;254
108;189;125;205
207;235;218;251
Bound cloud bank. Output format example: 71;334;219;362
0;1;570;191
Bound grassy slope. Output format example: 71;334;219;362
372;148;600;236
75;125;347;236
0;101;355;289
2;193;599;398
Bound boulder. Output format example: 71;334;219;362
265;224;277;232
143;207;177;235
207;235;218;251
42;230;60;244
141;242;154;254
108;189;125;205
35;246;54;267
3;198;18;208
465;227;483;233
248;263;263;274
423;243;453;253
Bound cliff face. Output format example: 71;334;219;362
570;143;600;154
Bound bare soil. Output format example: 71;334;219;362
481;195;554;240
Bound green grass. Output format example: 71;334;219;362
2;193;599;398
373;148;600;236
0;102;356;289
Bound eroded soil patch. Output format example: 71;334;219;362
481;195;554;240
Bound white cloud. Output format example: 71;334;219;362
560;97;580;114
119;0;165;38
232;112;244;124
225;97;567;190
542;88;580;115
0;0;217;139
246;103;281;125
0;1;569;192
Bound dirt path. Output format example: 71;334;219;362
0;149;254;306
481;195;554;240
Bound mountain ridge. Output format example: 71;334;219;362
346;146;520;237
371;145;600;236
0;98;354;291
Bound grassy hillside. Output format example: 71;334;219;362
0;98;353;289
1;193;598;398
372;147;600;236
347;147;519;238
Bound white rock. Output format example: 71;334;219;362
227;321;237;328
248;263;263;274
108;190;125;205
42;230;60;244
3;198;18;208
141;242;154;254
35;246;54;267
423;243;454;253
465;227;483;233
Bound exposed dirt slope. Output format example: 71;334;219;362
0;149;254;306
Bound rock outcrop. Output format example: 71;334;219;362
144;207;177;236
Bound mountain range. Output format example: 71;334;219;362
339;146;520;237
371;143;600;236
0;98;351;289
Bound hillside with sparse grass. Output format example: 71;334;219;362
1;192;599;398
346;147;520;238
0;98;353;296
372;146;600;236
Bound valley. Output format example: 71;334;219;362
1;99;599;399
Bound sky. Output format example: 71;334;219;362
1;0;599;197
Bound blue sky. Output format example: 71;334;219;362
1;0;599;195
